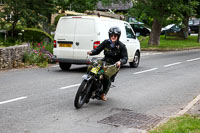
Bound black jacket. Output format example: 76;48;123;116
91;39;128;65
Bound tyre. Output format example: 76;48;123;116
129;51;140;68
74;80;92;109
59;62;71;71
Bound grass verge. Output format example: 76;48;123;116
139;35;200;51
149;114;200;133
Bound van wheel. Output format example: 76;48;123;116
129;51;140;68
59;62;71;70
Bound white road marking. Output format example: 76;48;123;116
58;83;81;90
133;68;158;75
186;57;200;62
0;96;27;105
50;65;59;68
163;62;182;67
141;52;163;57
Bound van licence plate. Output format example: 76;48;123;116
59;43;72;47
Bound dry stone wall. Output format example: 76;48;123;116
0;44;29;70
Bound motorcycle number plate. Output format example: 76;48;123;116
91;67;100;74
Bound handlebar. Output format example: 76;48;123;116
87;55;120;71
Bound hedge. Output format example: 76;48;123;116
23;28;54;43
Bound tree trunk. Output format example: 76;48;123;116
148;18;162;46
198;19;200;43
11;21;17;38
181;16;189;39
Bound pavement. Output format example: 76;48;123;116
187;98;200;116
149;94;200;133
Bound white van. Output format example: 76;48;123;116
53;16;140;70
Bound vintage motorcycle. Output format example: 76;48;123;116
74;56;118;109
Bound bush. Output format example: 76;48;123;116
1;27;54;47
0;36;22;47
23;42;53;68
23;28;53;43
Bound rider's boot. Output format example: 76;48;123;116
101;93;107;101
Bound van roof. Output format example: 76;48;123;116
60;15;125;23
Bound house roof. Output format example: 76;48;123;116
97;1;133;11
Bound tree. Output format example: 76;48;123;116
2;0;26;37
129;0;199;45
196;3;200;43
178;0;199;38
198;19;200;43
129;0;183;45
1;0;57;36
23;0;57;32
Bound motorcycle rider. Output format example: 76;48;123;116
87;26;128;101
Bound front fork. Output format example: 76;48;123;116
82;74;104;100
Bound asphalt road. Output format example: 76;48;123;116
0;49;200;133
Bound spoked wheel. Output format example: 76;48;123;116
74;80;92;109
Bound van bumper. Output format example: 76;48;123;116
51;55;90;64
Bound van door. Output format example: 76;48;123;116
124;23;137;60
55;18;76;59
73;18;96;60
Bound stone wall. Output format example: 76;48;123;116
0;44;29;70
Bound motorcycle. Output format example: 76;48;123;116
74;56;118;109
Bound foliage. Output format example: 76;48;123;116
178;0;199;38
54;14;65;26
1;0;26;37
23;28;53;43
129;0;178;26
150;115;200;133
195;2;200;43
129;0;181;45
139;35;200;50
1;0;57;37
129;0;198;27
0;27;53;47
0;36;22;47
129;0;199;45
55;0;99;13
179;0;199;18
23;0;57;27
196;3;200;18
23;42;53;68
0;12;6;29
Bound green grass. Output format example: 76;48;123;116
139;35;200;51
150;115;200;133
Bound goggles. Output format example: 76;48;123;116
109;29;120;34
110;34;118;38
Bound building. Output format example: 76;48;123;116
97;0;133;12
0;1;4;12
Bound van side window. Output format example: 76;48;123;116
125;24;135;39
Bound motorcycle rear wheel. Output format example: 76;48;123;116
74;80;92;109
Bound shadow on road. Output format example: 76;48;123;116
50;64;133;74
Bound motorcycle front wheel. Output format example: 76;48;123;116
74;80;92;109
